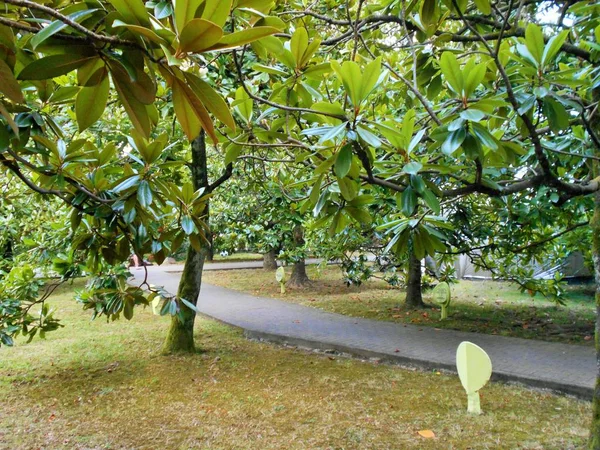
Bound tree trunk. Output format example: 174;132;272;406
205;201;214;262
162;131;209;354
162;245;208;353
590;189;600;448
288;259;311;287
286;225;311;287
405;246;424;308
263;248;277;270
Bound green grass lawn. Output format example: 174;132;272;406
202;265;596;346
0;281;591;449
210;252;264;263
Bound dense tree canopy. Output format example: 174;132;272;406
1;0;600;446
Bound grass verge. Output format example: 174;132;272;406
0;281;591;449
209;252;264;263
202;265;595;345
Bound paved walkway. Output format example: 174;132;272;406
130;265;595;399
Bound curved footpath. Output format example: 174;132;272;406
130;265;595;399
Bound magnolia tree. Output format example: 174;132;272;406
220;0;600;444
0;0;285;352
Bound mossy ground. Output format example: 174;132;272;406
203;265;595;345
0;280;591;449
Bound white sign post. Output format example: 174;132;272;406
275;267;286;294
456;341;492;414
431;282;451;320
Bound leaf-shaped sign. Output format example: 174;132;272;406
456;341;492;394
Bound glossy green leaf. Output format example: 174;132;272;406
473;0;491;14
108;0;150;27
178;19;223;53
402;161;423;175
356;125;382;148
172;78;216;142
401;186;417;216
420;0;437;26
0;58;23;103
290;27;309;67
542;30;569;67
112;20;167;45
137;180;153;207
439;52;463;96
18;54;95;80
181;215;195;235
110;64;152;137
421;188;440;214
184;72;235;130
345;206;372;224
75;73;109;131
460;109;485;122
299;38;321;68
201;0;232;28
525;23;544;65
331;60;362;106
338;176;358;201
463;61;486;98
112;175;141;193
174;0;203;32
224;143;242;165
334;144;353;178
471;123;498;150
543;97;570;132
206;26;279;51
155;1;174;19
442;127;466;155
319;122;347;143
233;86;252;123
31;9;98;50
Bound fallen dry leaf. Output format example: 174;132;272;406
418;429;435;438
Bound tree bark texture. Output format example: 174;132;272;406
405;246;425;308
263;248;278;270
162;132;209;353
287;225;311;287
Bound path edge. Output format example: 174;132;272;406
240;329;593;400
